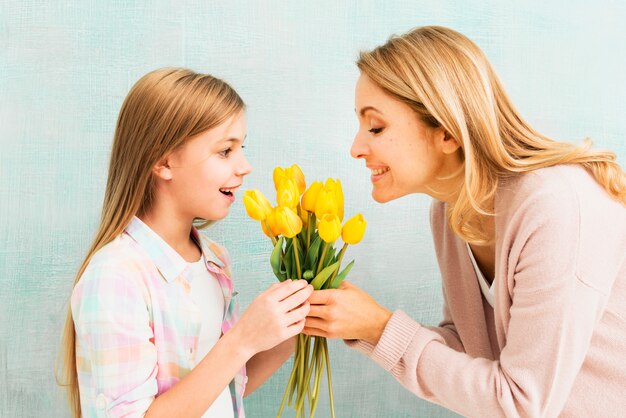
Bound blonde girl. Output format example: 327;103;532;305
59;68;312;418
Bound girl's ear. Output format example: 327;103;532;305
439;130;462;155
153;157;173;181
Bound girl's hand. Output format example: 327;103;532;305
303;281;392;345
234;279;313;356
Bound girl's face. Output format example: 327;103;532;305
351;74;462;203
165;111;252;221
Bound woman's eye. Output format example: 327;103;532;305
218;148;232;157
369;127;383;134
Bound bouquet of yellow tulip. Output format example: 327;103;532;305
243;164;366;418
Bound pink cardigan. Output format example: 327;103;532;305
347;165;626;417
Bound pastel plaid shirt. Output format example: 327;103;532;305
72;216;247;417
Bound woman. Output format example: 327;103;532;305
304;26;626;417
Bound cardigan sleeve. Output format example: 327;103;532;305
348;171;613;418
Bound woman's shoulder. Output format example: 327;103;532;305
497;164;619;214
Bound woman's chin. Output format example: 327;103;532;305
371;189;393;203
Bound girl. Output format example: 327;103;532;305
59;68;312;418
304;26;626;417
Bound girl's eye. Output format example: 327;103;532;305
369;127;383;134
219;148;232;157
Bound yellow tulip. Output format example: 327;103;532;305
301;181;323;212
287;164;306;195
273;166;285;191
342;214;366;244
274;206;303;238
298;205;309;227
276;178;299;208
243;189;273;221
318;213;342;243
314;180;339;219
274;164;306;195
261;207;280;238
335;179;344;221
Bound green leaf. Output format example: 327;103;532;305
303;269;314;281
304;235;321;270
270;237;287;282
310;261;340;290
283;238;293;279
323;246;336;267
330;259;354;288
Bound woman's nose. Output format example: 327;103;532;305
350;131;368;159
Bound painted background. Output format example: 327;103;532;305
1;1;624;417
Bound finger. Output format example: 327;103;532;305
271;279;308;301
267;282;282;291
306;304;329;319
286;318;306;336
307;289;334;305
302;326;327;338
281;285;313;312
303;316;328;331
285;301;310;325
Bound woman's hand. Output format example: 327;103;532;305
303;281;392;345
234;279;313;357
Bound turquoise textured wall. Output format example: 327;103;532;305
1;1;624;417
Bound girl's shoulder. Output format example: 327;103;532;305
73;233;152;299
196;233;232;268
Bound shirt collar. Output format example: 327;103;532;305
125;216;223;283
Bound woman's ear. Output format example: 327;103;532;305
152;157;173;181
440;130;462;155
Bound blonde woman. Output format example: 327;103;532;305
58;68;313;418
304;26;626;417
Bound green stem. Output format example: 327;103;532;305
313;341;325;402
327;243;348;289
316;242;329;277
295;337;315;413
288;337;303;407
277;347;300;418
306;212;312;251
294;238;302;280
264;219;277;246
310;341;323;418
323;338;336;418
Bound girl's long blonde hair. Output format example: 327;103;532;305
57;68;244;417
357;26;626;244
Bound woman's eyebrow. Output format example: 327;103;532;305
357;106;383;117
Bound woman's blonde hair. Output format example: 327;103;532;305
56;68;244;417
357;25;626;244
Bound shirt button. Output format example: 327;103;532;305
95;393;107;410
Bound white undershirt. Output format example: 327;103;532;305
466;243;495;308
188;255;234;418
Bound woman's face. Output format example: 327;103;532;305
351;74;462;203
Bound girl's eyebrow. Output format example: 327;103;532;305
217;134;247;145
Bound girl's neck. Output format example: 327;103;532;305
138;206;201;263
